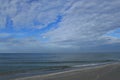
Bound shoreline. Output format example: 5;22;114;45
13;62;120;80
0;62;109;80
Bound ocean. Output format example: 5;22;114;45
0;53;120;80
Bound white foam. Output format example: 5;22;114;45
73;63;101;68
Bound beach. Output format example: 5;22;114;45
13;63;120;80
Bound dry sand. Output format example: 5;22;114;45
14;63;120;80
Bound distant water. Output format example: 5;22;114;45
0;53;120;80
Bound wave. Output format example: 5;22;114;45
72;63;104;68
0;59;118;64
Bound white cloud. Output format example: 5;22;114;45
0;0;120;52
0;0;72;29
43;0;120;48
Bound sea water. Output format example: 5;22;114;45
0;53;120;80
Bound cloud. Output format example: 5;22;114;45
0;0;120;53
44;0;120;48
0;0;71;29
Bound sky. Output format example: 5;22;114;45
0;0;120;53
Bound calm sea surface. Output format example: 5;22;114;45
0;53;120;80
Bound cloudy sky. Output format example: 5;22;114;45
0;0;120;53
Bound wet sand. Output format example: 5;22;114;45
14;63;120;80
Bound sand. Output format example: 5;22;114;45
13;63;120;80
